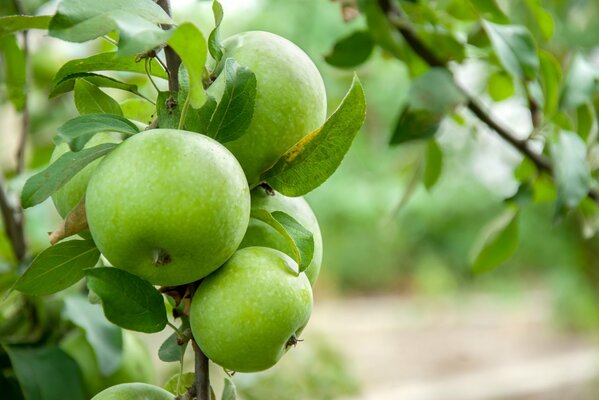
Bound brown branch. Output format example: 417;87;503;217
378;0;599;203
0;178;26;262
192;340;210;400
155;0;181;93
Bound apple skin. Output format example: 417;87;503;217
86;129;250;286
239;186;323;285
91;383;173;400
208;31;327;185
61;330;155;398
190;247;313;372
51;132;122;218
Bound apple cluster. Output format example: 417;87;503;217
51;32;326;376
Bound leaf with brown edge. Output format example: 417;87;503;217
261;75;366;196
49;198;89;245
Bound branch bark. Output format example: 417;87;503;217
0;178;26;262
378;0;599;204
156;0;181;93
192;340;210;400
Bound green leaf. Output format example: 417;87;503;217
21;143;118;208
325;30;374;69
469;0;509;23
158;321;189;363
560;53;597;110
423;140;443;190
551;130;591;209
0;15;51;37
74;79;123;116
164;373;194;396
262;75;366;196
208;0;224;63
207;58;257;142
85;267;167;333
156;91;179;129
48;0;172;44
52;52;167;91
0;34;25;111
186;94;217;134
524;0;554;41
538;50;561;115
63;295;123;376
416;28;465;63
250;209;313;273
11;240;99;296
168;23;207;109
222;377;238;400
358;0;404;59
483;20;539;80
54;113;138;151
6;346;86;400
487;70;514;101
51;73;142;98
471;207;519;273
121;98;155;124
390;68;464;144
576;103;595;142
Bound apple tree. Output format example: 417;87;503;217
0;0;365;399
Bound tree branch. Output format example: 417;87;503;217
0;178;26;262
192;340;210;400
378;0;599;204
155;0;181;93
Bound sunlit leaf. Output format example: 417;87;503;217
560;53;597;110
471;207;519;273
423;140;443;190
551;130;591;209
0;15;51;37
54;113;138;151
208;0;224;63
0;34;25;111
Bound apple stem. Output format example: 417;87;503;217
192;339;211;400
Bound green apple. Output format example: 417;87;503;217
91;383;173;400
240;186;323;285
51;132;122;217
61;330;155;398
190;247;313;372
86;129;250;286
208;31;327;185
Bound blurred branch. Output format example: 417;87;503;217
377;0;599;204
0;178;26;262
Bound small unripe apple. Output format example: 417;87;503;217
240;186;323;285
208;31;327;185
51;132;122;217
91;383;173;400
190;247;313;372
60;330;154;398
86;129;250;286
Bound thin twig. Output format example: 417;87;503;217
378;0;599;204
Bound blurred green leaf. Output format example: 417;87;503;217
48;0;172;47
121;98;155;124
560;53;597;110
21;143;118;208
423;140;443;190
85;267;167;333
222;377;238;400
54;113;138;151
551;130;591;209
74;79;123;116
207;58;256;142
416;28;465;63
12;240;99;296
164;373;194;396
576;103;595;142
6;346;86;400
208;0;224;63
471;207;519;273
532;173;557;203
487;70;514;101
250;209;314;273
358;0;404;59
483;20;539;80
538;50;561;115
0;15;51;37
168;23;207;109
325;30;374;69
524;0;554;40
262;75;366;196
63;295;123;376
51;73;142;98
0;34;25;111
470;0;509;23
391;68;464;144
52;52;167;90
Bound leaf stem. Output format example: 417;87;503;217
178;92;191;130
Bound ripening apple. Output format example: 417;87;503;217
60;330;154;398
239;186;323;285
86;129;250;286
91;383;173;400
208;31;327;185
190;247;313;372
51;132;122;217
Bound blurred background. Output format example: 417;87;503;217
4;0;599;399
